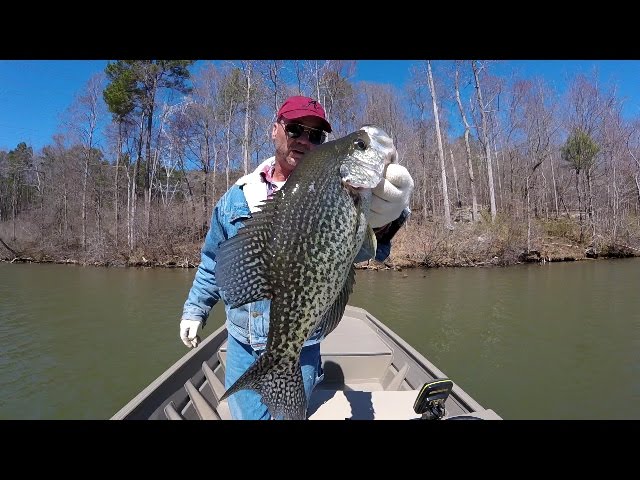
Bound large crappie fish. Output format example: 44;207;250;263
216;125;393;420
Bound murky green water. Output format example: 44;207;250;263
1;259;639;419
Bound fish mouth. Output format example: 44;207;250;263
342;181;371;207
342;181;364;207
340;164;383;190
344;182;369;190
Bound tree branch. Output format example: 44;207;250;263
0;237;19;257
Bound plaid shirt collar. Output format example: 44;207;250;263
259;161;281;199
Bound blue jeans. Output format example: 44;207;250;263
224;333;324;420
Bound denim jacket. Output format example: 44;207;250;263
182;158;408;349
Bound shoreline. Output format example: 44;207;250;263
2;248;637;270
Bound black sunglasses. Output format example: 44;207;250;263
281;121;327;145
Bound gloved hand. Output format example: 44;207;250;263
180;319;202;348
369;163;414;229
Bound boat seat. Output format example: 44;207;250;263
319;315;393;386
216;315;393;389
321;314;392;355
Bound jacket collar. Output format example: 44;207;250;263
235;157;275;187
235;157;274;213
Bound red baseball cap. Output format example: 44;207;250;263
277;96;332;133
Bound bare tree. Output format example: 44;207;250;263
599;99;626;242
239;61;254;176
627;125;640;212
291;60;314;95
180;63;223;237
454;61;479;222
5;143;32;240
407;65;436;224
66;73;105;252
472;60;497;221
218;66;244;191
357;82;406;150
257;60;287;117
426;61;453;230
449;148;461;209
517;78;557;252
563;73;611;243
130;114;145;251
317;61;358;136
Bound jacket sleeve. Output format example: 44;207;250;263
181;202;227;327
354;207;411;263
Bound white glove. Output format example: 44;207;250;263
369;163;414;228
179;319;202;348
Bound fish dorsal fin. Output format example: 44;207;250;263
310;264;356;341
215;199;278;309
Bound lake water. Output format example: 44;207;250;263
1;258;638;419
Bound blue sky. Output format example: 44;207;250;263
2;60;640;152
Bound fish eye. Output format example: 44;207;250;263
354;139;367;150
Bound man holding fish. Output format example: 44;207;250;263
179;96;414;419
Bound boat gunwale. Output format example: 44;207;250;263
110;322;228;420
111;305;490;420
352;306;488;413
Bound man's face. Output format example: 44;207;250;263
272;115;327;176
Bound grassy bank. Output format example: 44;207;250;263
2;216;639;269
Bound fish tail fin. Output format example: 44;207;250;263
220;353;308;420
